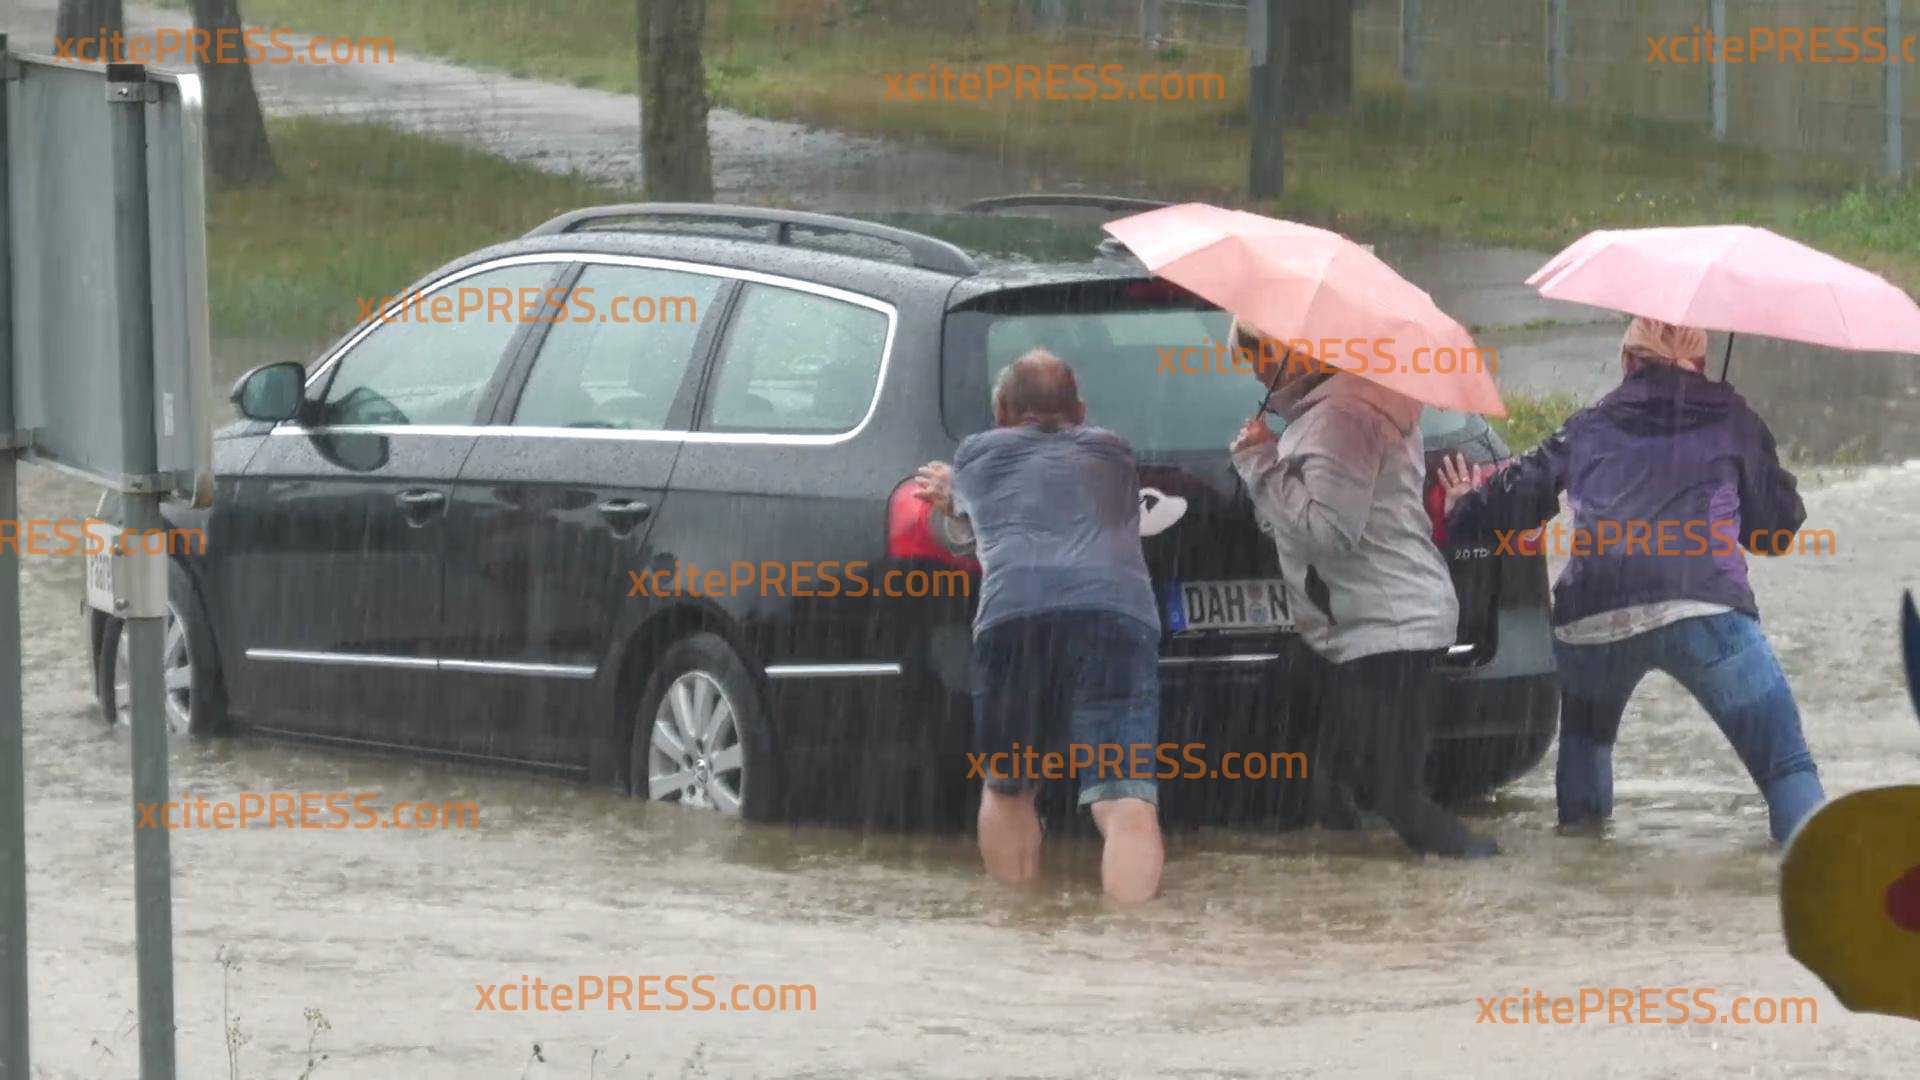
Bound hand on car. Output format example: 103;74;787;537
1437;453;1490;515
913;461;954;513
1231;416;1277;455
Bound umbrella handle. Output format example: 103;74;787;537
1719;332;1736;382
1253;347;1292;417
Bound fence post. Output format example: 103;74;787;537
1710;0;1727;139
1401;0;1421;88
1140;0;1161;45
1888;0;1904;178
1545;0;1568;104
1248;0;1284;199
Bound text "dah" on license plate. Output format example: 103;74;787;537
1168;578;1292;633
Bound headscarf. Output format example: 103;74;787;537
1620;317;1709;377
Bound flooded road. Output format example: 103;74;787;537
13;455;1920;1078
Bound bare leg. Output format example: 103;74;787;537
977;786;1042;886
1090;797;1163;904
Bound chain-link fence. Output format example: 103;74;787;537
1017;0;1914;176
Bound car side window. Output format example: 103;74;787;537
511;264;723;430
320;263;560;427
702;284;889;435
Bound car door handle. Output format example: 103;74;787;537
597;498;653;528
396;489;448;524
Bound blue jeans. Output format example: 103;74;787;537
971;610;1161;807
1552;611;1824;842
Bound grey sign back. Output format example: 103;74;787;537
5;52;213;505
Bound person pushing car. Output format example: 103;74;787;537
1229;320;1498;858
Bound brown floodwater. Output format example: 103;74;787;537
12;448;1920;1078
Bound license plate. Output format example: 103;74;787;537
1166;578;1292;633
83;522;122;615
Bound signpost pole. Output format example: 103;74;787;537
105;61;178;1080
0;33;29;1080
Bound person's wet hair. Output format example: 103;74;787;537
992;348;1083;431
1620;316;1708;377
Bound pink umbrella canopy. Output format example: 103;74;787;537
1103;203;1505;416
1527;225;1920;354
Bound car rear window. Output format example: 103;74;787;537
943;281;1251;452
943;280;1495;456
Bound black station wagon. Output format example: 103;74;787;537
88;198;1559;826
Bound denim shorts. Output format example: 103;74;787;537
970;609;1161;807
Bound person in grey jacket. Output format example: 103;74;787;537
1230;321;1496;857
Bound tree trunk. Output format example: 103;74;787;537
55;0;123;60
188;0;277;187
1279;0;1353;121
639;0;714;201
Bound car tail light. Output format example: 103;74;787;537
1423;473;1449;547
887;480;981;573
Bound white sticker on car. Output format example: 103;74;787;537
1139;487;1188;537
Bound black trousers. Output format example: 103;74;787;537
1298;647;1480;855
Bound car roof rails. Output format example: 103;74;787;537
524;203;981;276
962;194;1173;215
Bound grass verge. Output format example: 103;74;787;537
206;117;629;376
1492;392;1583;454
167;0;1920;290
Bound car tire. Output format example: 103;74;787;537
98;561;227;736
629;632;782;822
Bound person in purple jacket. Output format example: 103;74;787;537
1441;317;1825;842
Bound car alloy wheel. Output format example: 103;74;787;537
111;604;192;735
646;670;746;814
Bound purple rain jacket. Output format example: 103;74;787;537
1445;364;1806;627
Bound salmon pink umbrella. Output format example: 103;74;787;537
1102;203;1505;416
1528;225;1920;372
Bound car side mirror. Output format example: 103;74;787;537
231;361;305;422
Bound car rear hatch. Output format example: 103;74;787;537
939;277;1527;668
941;279;1294;662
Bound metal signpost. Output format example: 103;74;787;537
1;37;214;1080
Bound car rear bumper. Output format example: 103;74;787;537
767;639;1557;754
